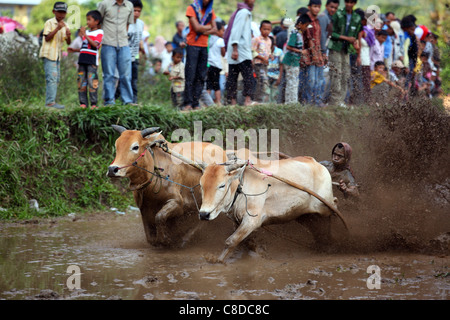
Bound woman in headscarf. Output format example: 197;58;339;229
320;142;360;199
183;0;217;111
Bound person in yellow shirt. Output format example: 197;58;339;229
39;2;71;109
370;61;406;97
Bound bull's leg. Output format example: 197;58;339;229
155;198;183;246
218;219;260;263
141;214;157;244
297;214;331;250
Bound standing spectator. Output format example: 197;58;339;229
327;0;361;107
401;15;420;95
267;36;284;103
39;2;71;109
206;20;226;105
77;10;103;109
389;21;404;63
275;18;289;50
354;8;374;99
317;0;339;104
98;0;134;106
370;30;388;70
224;0;256;106
172;21;187;50
282;14;311;104
166;48;185;109
183;0;217;111
252;20;272;103
303;0;325;106
128;0;145;104
295;7;309;103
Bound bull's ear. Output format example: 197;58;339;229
112;125;127;134
141;127;161;138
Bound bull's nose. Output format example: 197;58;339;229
107;165;119;177
199;210;210;221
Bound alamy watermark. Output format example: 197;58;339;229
366;265;381;289
169;121;280;168
66;265;81;290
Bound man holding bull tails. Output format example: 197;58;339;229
320;142;360;199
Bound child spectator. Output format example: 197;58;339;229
370;30;388;70
206;20;226;105
128;0;145;104
282;14;311;104
355;8;373;98
172;21;187;50
77;10;103;109
370;61;406;100
251;20;272;103
267;36;284;103
39;2;71;109
167;48;185;109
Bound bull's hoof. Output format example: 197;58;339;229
203;253;226;264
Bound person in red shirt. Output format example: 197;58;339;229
183;0;217;111
77;10;103;109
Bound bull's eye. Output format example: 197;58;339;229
218;183;226;189
132;145;139;151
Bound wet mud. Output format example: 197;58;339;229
0;211;448;300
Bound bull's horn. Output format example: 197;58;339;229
225;162;246;173
197;161;207;171
226;153;237;161
141;127;161;138
112;125;127;134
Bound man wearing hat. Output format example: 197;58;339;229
390;60;406;85
39;2;72;109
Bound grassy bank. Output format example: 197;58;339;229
0;102;366;220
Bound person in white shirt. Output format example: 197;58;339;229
206;20;226;105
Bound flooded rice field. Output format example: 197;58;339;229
0;210;448;300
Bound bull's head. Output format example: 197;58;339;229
107;125;161;178
198;160;247;221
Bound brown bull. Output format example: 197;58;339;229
107;125;226;246
199;156;344;262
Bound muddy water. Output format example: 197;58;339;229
0;212;448;300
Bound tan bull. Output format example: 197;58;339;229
107;125;226;246
199;156;344;262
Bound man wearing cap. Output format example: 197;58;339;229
98;0;134;106
39;2;71;109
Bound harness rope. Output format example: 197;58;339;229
118;139;347;230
